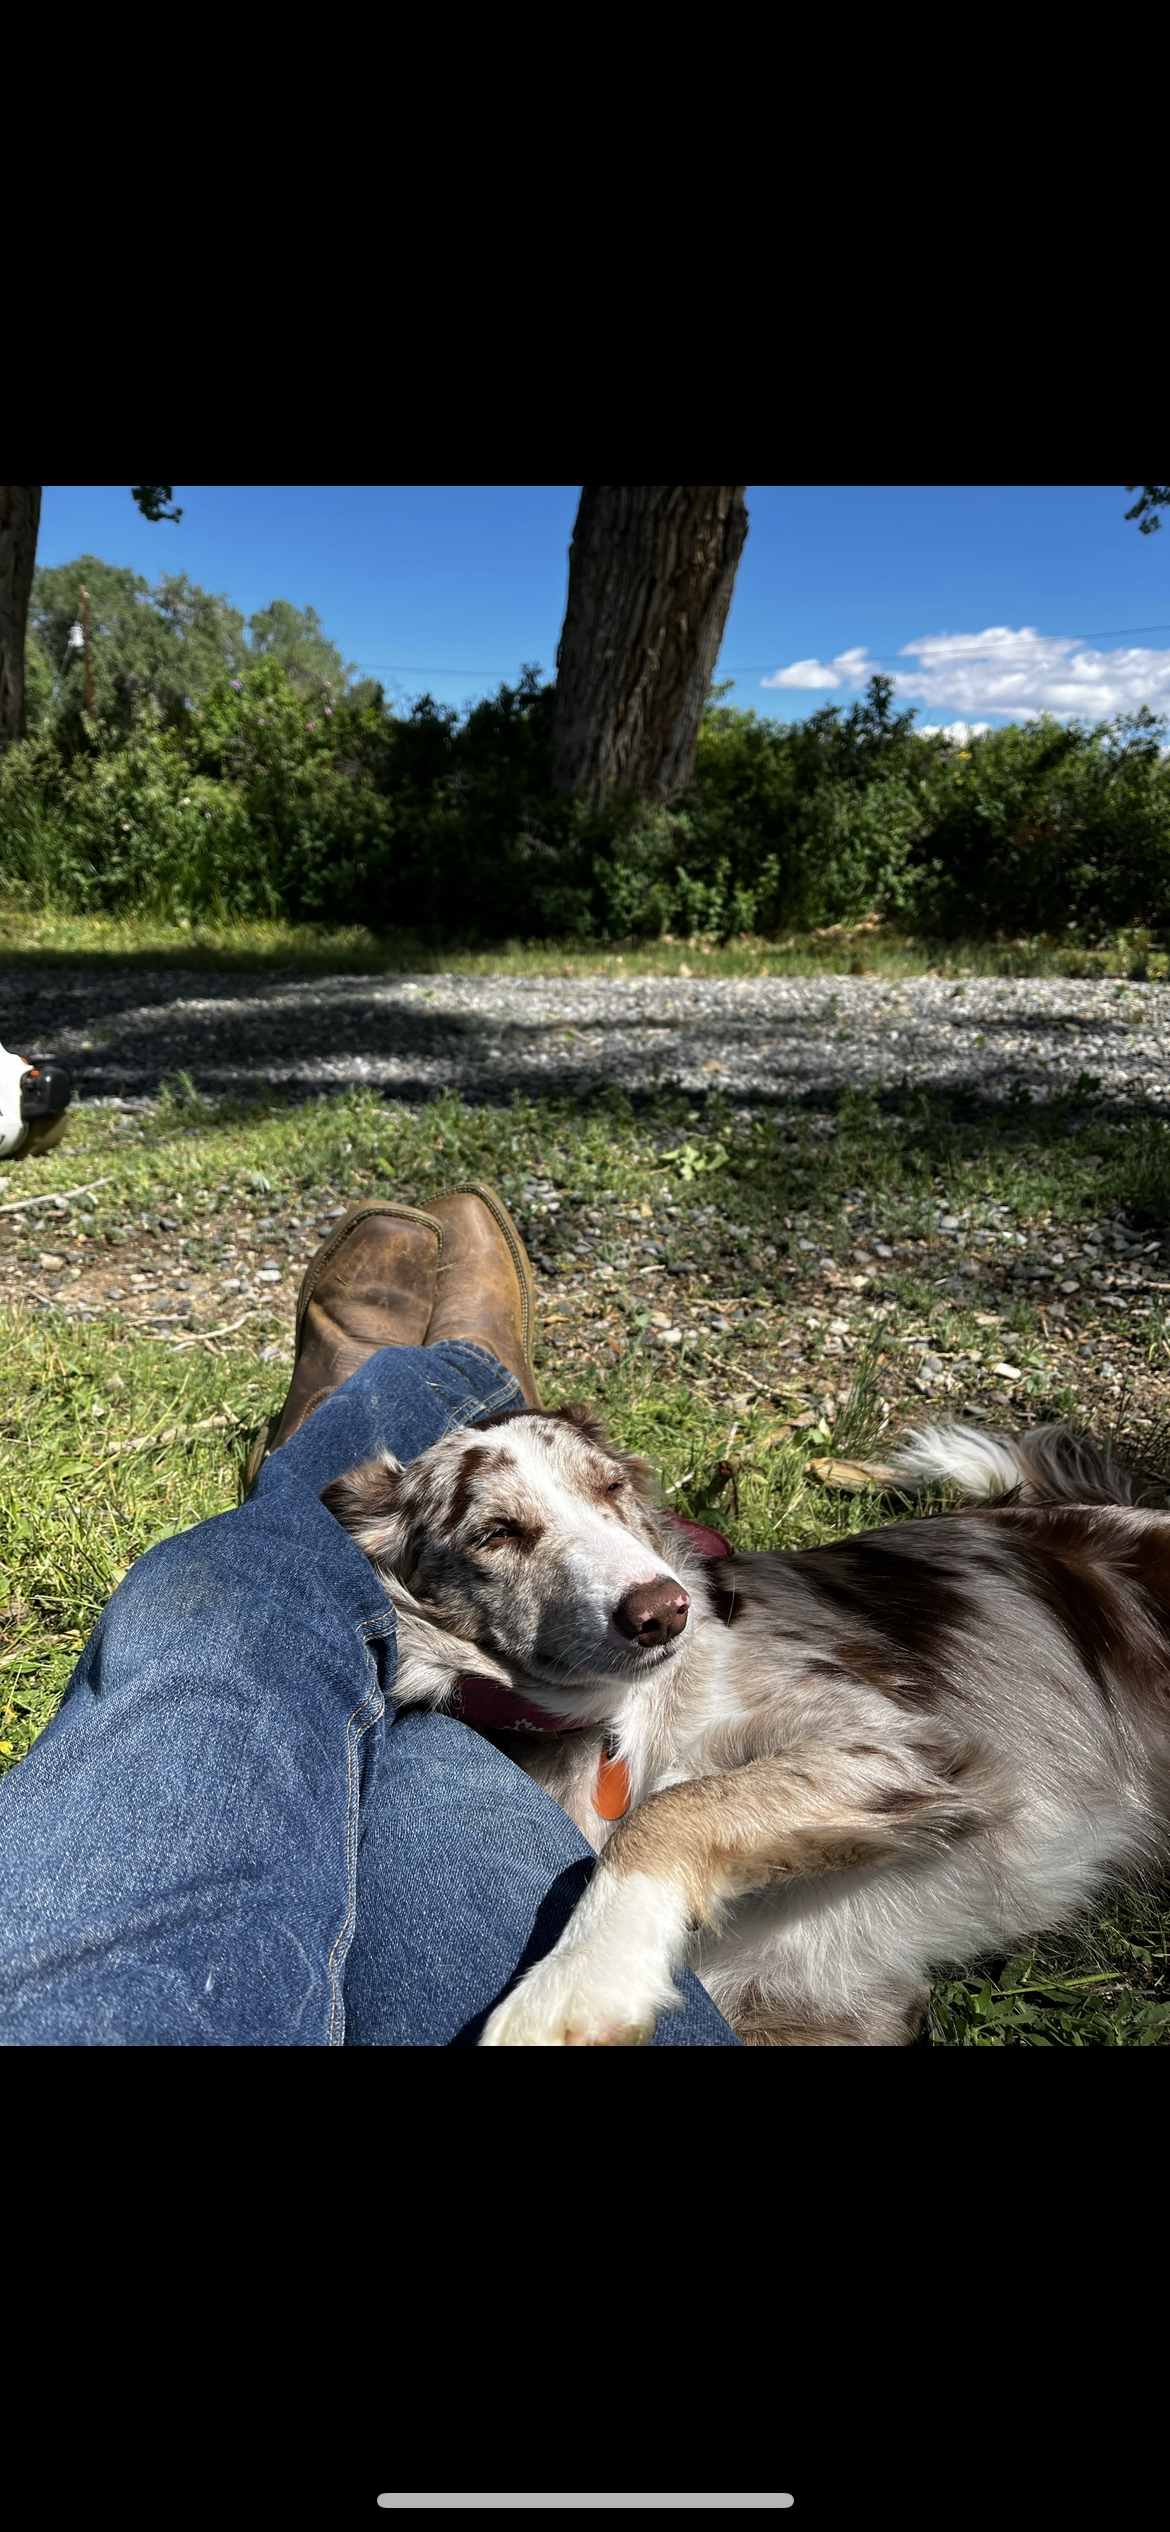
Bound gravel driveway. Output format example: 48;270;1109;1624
6;969;1170;1113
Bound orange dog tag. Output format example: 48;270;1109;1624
593;1742;631;1820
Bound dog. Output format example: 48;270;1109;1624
322;1406;1170;2046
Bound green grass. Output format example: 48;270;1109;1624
3;902;1170;981
4;1045;1170;2043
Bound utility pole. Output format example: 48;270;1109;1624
80;585;94;720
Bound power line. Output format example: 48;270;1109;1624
354;625;1170;681
356;667;500;678
354;663;532;678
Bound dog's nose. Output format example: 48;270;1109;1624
614;1577;691;1644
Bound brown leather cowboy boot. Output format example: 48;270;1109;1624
244;1201;443;1487
423;1181;543;1407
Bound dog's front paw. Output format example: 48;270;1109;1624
480;1871;688;2046
479;1952;660;2048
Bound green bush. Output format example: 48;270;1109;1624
681;678;933;929
27;555;248;743
25;556;357;744
906;710;1170;936
5;603;1170;943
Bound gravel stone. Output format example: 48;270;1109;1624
9;968;1170;1113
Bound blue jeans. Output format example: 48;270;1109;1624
0;1343;738;2047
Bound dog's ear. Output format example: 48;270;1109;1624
321;1453;405;1554
616;1449;658;1501
391;1606;515;1712
556;1402;658;1498
555;1400;612;1448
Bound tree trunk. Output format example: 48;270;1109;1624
0;486;42;748
551;485;748;807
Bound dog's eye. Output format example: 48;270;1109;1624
478;1519;523;1546
604;1477;624;1496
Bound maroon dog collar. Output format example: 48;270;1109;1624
449;1514;732;1735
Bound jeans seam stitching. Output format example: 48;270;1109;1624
326;1632;391;2045
432;1373;526;1438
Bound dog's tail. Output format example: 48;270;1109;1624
886;1418;1143;1508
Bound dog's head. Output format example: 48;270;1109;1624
322;1403;693;1707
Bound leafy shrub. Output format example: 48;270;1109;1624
907;710;1170;936
5;602;1170;943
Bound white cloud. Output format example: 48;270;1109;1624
896;627;1170;721
918;720;992;743
761;645;873;691
761;657;840;690
759;628;1170;723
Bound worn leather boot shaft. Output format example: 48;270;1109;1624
246;1204;443;1484
424;1182;542;1407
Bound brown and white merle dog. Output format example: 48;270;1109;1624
323;1407;1170;2046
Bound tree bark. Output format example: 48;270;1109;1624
551;485;748;807
0;486;42;748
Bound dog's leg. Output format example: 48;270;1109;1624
479;1739;977;2047
731;1979;932;2047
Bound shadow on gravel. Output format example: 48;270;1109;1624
1;965;1162;1117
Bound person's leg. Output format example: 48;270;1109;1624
267;1337;521;1496
343;1705;740;2048
0;1342;519;2047
0;1339;739;2046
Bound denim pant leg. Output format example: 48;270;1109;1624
0;1342;738;2046
0;1342;517;2046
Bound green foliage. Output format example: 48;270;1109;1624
907;710;1170;936
657;1141;730;1186
9;560;1170;943
246;598;354;701
1125;485;1170;536
0;693;275;918
130;486;183;524
582;677;931;940
25;559;355;742
588;688;1170;947
0;662;395;919
28;556;247;740
929;1897;1170;2045
1108;1117;1170;1228
684;673;932;930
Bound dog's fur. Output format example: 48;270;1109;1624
322;1408;1170;2046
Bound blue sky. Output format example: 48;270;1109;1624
36;485;1170;731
